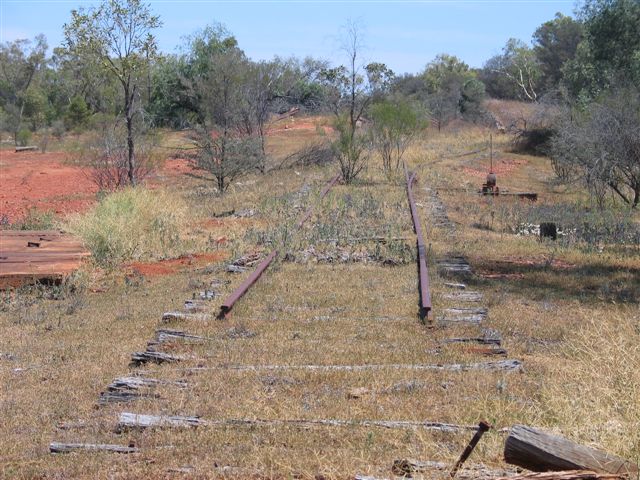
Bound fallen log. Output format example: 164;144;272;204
117;412;479;433
504;425;639;475
496;471;629;480
50;442;138;454
15;145;38;152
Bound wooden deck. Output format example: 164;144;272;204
0;230;90;289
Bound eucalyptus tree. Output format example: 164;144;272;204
369;99;424;174
0;35;48;144
490;39;542;102
319;21;394;183
63;0;161;185
550;86;640;208
184;27;262;194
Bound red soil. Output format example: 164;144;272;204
155;158;196;176
126;251;227;277
0;150;98;223
0;151;196;223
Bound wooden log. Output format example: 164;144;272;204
226;264;248;273
504;425;639;475
438;314;486;325
183;299;208;312
444;307;488;315
161;311;211;322
496;471;629;480
199;289;217;300
442;330;502;346
108;375;187;391
15;145;38;152
154;329;208;344
117;412;479;433
443;291;483;302
50;442;138;454
130;350;182;366
117;413;205;432
98;390;158;405
445;282;467;289
439;263;472;270
173;359;523;373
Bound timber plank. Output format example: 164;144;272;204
504;425;638;475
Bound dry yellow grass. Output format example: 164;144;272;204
1;113;638;479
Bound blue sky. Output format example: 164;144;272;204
2;0;576;74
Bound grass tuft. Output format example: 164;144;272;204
66;187;190;268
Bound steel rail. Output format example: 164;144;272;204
218;174;341;319
218;250;278;319
403;163;432;321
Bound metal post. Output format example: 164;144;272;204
450;421;491;478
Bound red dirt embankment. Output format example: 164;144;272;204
0;151;98;223
0;151;195;223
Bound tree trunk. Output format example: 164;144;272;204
124;83;136;186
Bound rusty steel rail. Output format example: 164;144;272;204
218;174;341;319
218;250;278;319
403;163;432;321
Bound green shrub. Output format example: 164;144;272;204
64;96;91;131
11;208;56;230
66;188;189;268
16;128;32;146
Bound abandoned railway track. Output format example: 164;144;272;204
49;168;521;478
